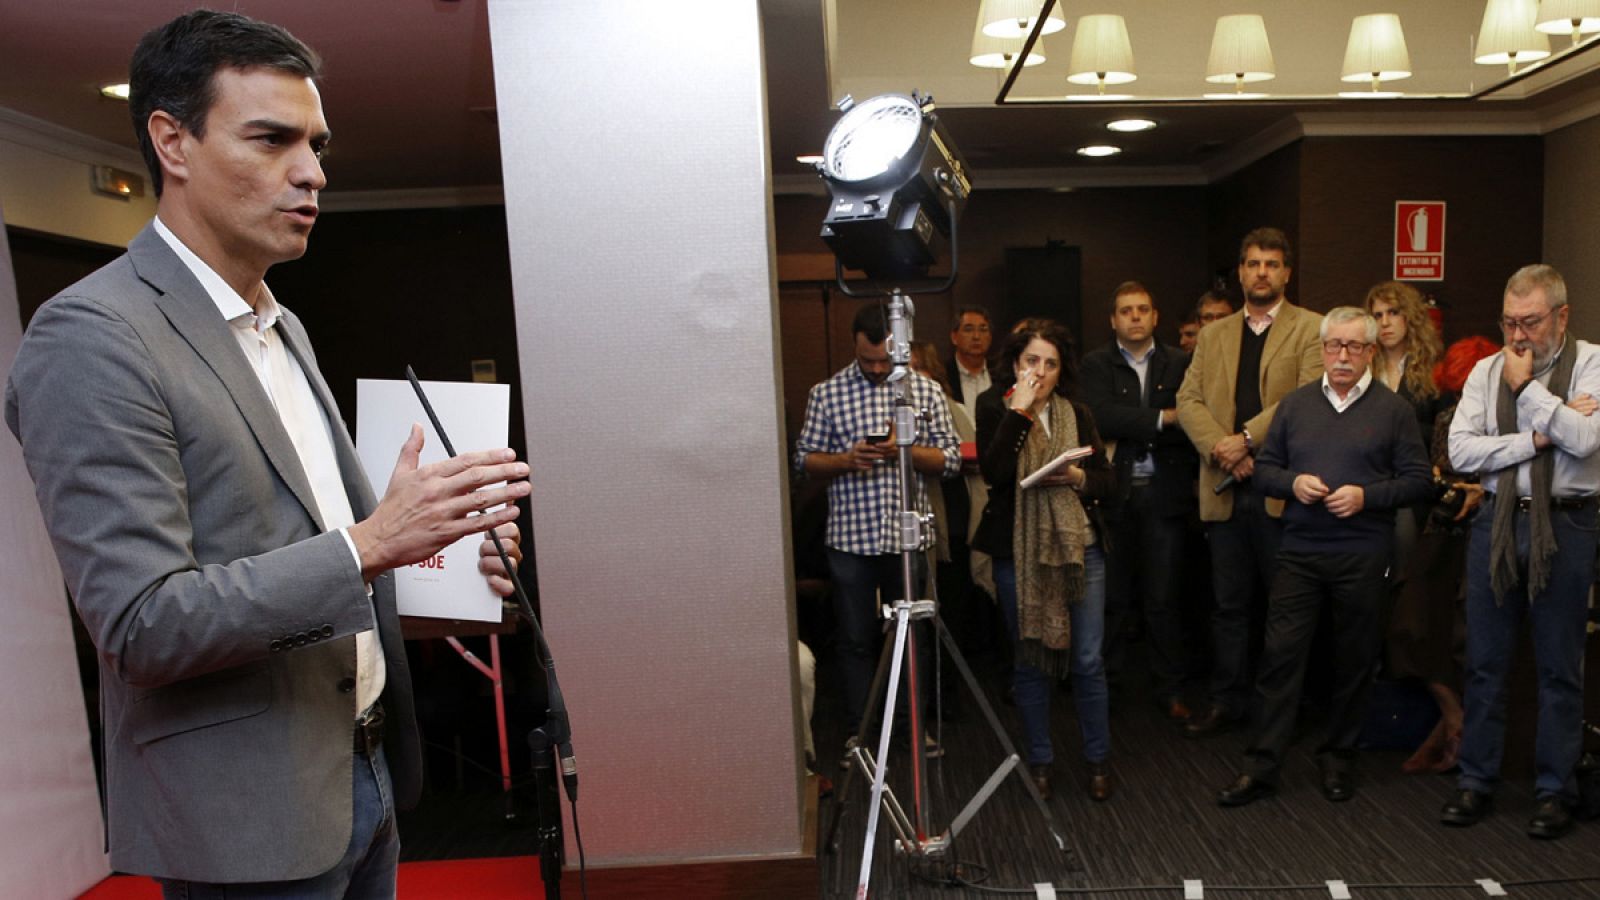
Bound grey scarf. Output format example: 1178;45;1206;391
1489;335;1575;603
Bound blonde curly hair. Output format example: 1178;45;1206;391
1364;281;1441;401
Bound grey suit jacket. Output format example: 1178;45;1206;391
5;225;422;882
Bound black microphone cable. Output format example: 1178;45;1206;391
405;366;587;898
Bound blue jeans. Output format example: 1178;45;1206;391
1459;496;1597;803
159;746;400;899
826;549;931;733
995;546;1108;766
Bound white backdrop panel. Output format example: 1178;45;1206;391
488;0;803;866
0;204;111;892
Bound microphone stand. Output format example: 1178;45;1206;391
404;368;582;900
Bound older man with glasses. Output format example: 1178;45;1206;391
1442;264;1600;840
1215;307;1432;807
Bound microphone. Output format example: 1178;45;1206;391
1213;472;1237;495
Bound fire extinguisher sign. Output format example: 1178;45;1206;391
1394;201;1445;281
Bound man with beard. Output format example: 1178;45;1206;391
1080;282;1197;718
1177;228;1325;737
1215;308;1431;806
1442;264;1600;839
794;302;960;750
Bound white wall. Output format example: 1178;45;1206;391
1544;114;1600;338
0;108;155;247
0;197;111;895
489;0;804;867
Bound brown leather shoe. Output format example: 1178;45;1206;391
1185;703;1240;738
1029;763;1053;802
1087;762;1113;802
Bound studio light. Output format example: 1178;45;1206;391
816;93;971;280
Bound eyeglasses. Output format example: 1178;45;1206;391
1500;307;1560;334
1322;339;1371;355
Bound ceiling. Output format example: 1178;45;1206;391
1;0;1598;205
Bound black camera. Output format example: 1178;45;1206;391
1427;474;1468;529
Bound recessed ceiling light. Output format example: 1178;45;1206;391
99;82;130;101
1076;144;1122;158
796;154;823;165
1106;118;1156;133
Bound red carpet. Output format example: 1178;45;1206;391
80;857;546;899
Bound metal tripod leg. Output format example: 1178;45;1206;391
928;613;1073;861
824;609;1079;897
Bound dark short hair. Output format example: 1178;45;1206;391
1111;280;1152;311
852;302;888;344
130;10;322;195
1239;227;1293;268
997;319;1078;398
1181;312;1200;326
1195;290;1235;316
951;305;992;328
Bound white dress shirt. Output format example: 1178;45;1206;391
154;217;385;716
956;359;991;423
1116;340;1161;478
1321;368;1373;414
1448;340;1600;498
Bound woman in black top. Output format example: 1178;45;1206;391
973;319;1116;802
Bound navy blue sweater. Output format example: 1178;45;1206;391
1254;379;1433;554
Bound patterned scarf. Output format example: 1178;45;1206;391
1012;393;1092;677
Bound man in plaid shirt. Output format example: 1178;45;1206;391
793;302;961;741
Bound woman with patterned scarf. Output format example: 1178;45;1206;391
973;319;1117;802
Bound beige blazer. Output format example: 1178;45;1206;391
1176;302;1325;522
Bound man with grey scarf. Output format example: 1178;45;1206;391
1443;264;1600;840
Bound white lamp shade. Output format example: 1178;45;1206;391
1342;14;1412;82
980;0;1067;39
1067;14;1137;86
1476;0;1552;64
1536;0;1600;34
1206;14;1275;84
971;18;1047;68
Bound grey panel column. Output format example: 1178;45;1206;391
488;0;803;864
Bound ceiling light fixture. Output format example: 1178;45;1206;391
99;82;130;101
1076;144;1121;158
970;17;1047;69
796;154;824;165
1536;0;1600;46
1476;0;1551;74
1340;14;1412;97
1205;14;1275;96
979;0;1066;39
1067;14;1136;94
1105;118;1156;133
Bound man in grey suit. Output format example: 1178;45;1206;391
4;11;529;897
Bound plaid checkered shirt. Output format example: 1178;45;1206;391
793;361;961;555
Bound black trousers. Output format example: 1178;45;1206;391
1206;484;1282;714
1246;549;1390;783
1104;482;1188;700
